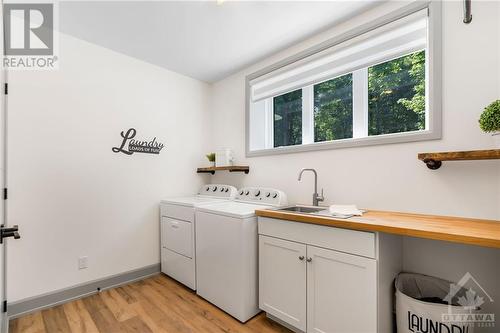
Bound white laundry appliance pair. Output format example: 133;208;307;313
160;184;287;322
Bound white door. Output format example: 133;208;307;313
0;3;6;330
259;235;307;331
0;162;4;333
0;86;5;333
307;245;377;333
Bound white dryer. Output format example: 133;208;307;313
195;187;287;322
160;184;237;290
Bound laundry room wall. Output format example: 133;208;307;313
210;1;500;218
209;2;500;331
7;32;211;302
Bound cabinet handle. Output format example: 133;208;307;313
299;256;305;261
306;257;312;262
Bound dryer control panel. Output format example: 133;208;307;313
198;184;237;199
235;187;288;206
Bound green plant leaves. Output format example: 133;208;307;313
479;100;500;132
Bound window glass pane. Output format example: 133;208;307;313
368;50;426;136
313;74;353;142
273;89;302;147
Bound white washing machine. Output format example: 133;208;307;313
160;184;237;290
195;187;287;322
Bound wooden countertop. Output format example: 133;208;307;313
255;209;500;249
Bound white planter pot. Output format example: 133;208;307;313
493;132;500;148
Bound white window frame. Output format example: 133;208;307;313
246;1;441;157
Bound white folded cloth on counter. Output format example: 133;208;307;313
329;204;364;216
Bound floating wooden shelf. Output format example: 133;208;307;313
418;149;500;169
197;165;250;175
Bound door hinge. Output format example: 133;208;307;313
4;83;7;95
3;188;7;200
2;300;6;313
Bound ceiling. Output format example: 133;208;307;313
59;1;381;82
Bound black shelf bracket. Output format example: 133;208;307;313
197;170;216;175
230;169;249;174
423;159;442;170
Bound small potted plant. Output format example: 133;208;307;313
479;100;500;147
206;153;216;167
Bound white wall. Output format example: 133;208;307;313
210;1;500;218
7;32;211;302
209;1;500;332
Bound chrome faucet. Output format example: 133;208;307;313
298;168;324;206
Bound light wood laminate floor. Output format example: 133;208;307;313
9;274;292;333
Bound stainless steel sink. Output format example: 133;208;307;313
278;206;326;213
275;205;356;219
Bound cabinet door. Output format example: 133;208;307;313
259;235;307;332
162;217;193;258
307;245;377;333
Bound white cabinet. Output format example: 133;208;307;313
259;237;376;333
307;245;377;333
258;217;402;333
259;236;307;331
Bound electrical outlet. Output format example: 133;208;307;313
78;256;88;270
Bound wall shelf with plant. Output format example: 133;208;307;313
197;166;250;175
418;100;500;169
198;152;249;174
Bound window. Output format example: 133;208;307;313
270;51;425;144
247;3;441;156
314;73;353;142
274;89;302;147
368;51;426;136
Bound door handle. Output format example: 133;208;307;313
306;257;312;263
1;225;20;243
299;255;305;261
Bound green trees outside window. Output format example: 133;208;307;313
368;50;426;135
274;89;302;147
272;50;426;147
314;74;353;142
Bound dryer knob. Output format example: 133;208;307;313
272;193;278;198
245;191;250;195
225;188;229;192
220;187;225;192
255;190;261;197
239;190;244;195
206;187;210;191
213;186;218;192
266;192;271;197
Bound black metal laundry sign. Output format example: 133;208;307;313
112;128;164;155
